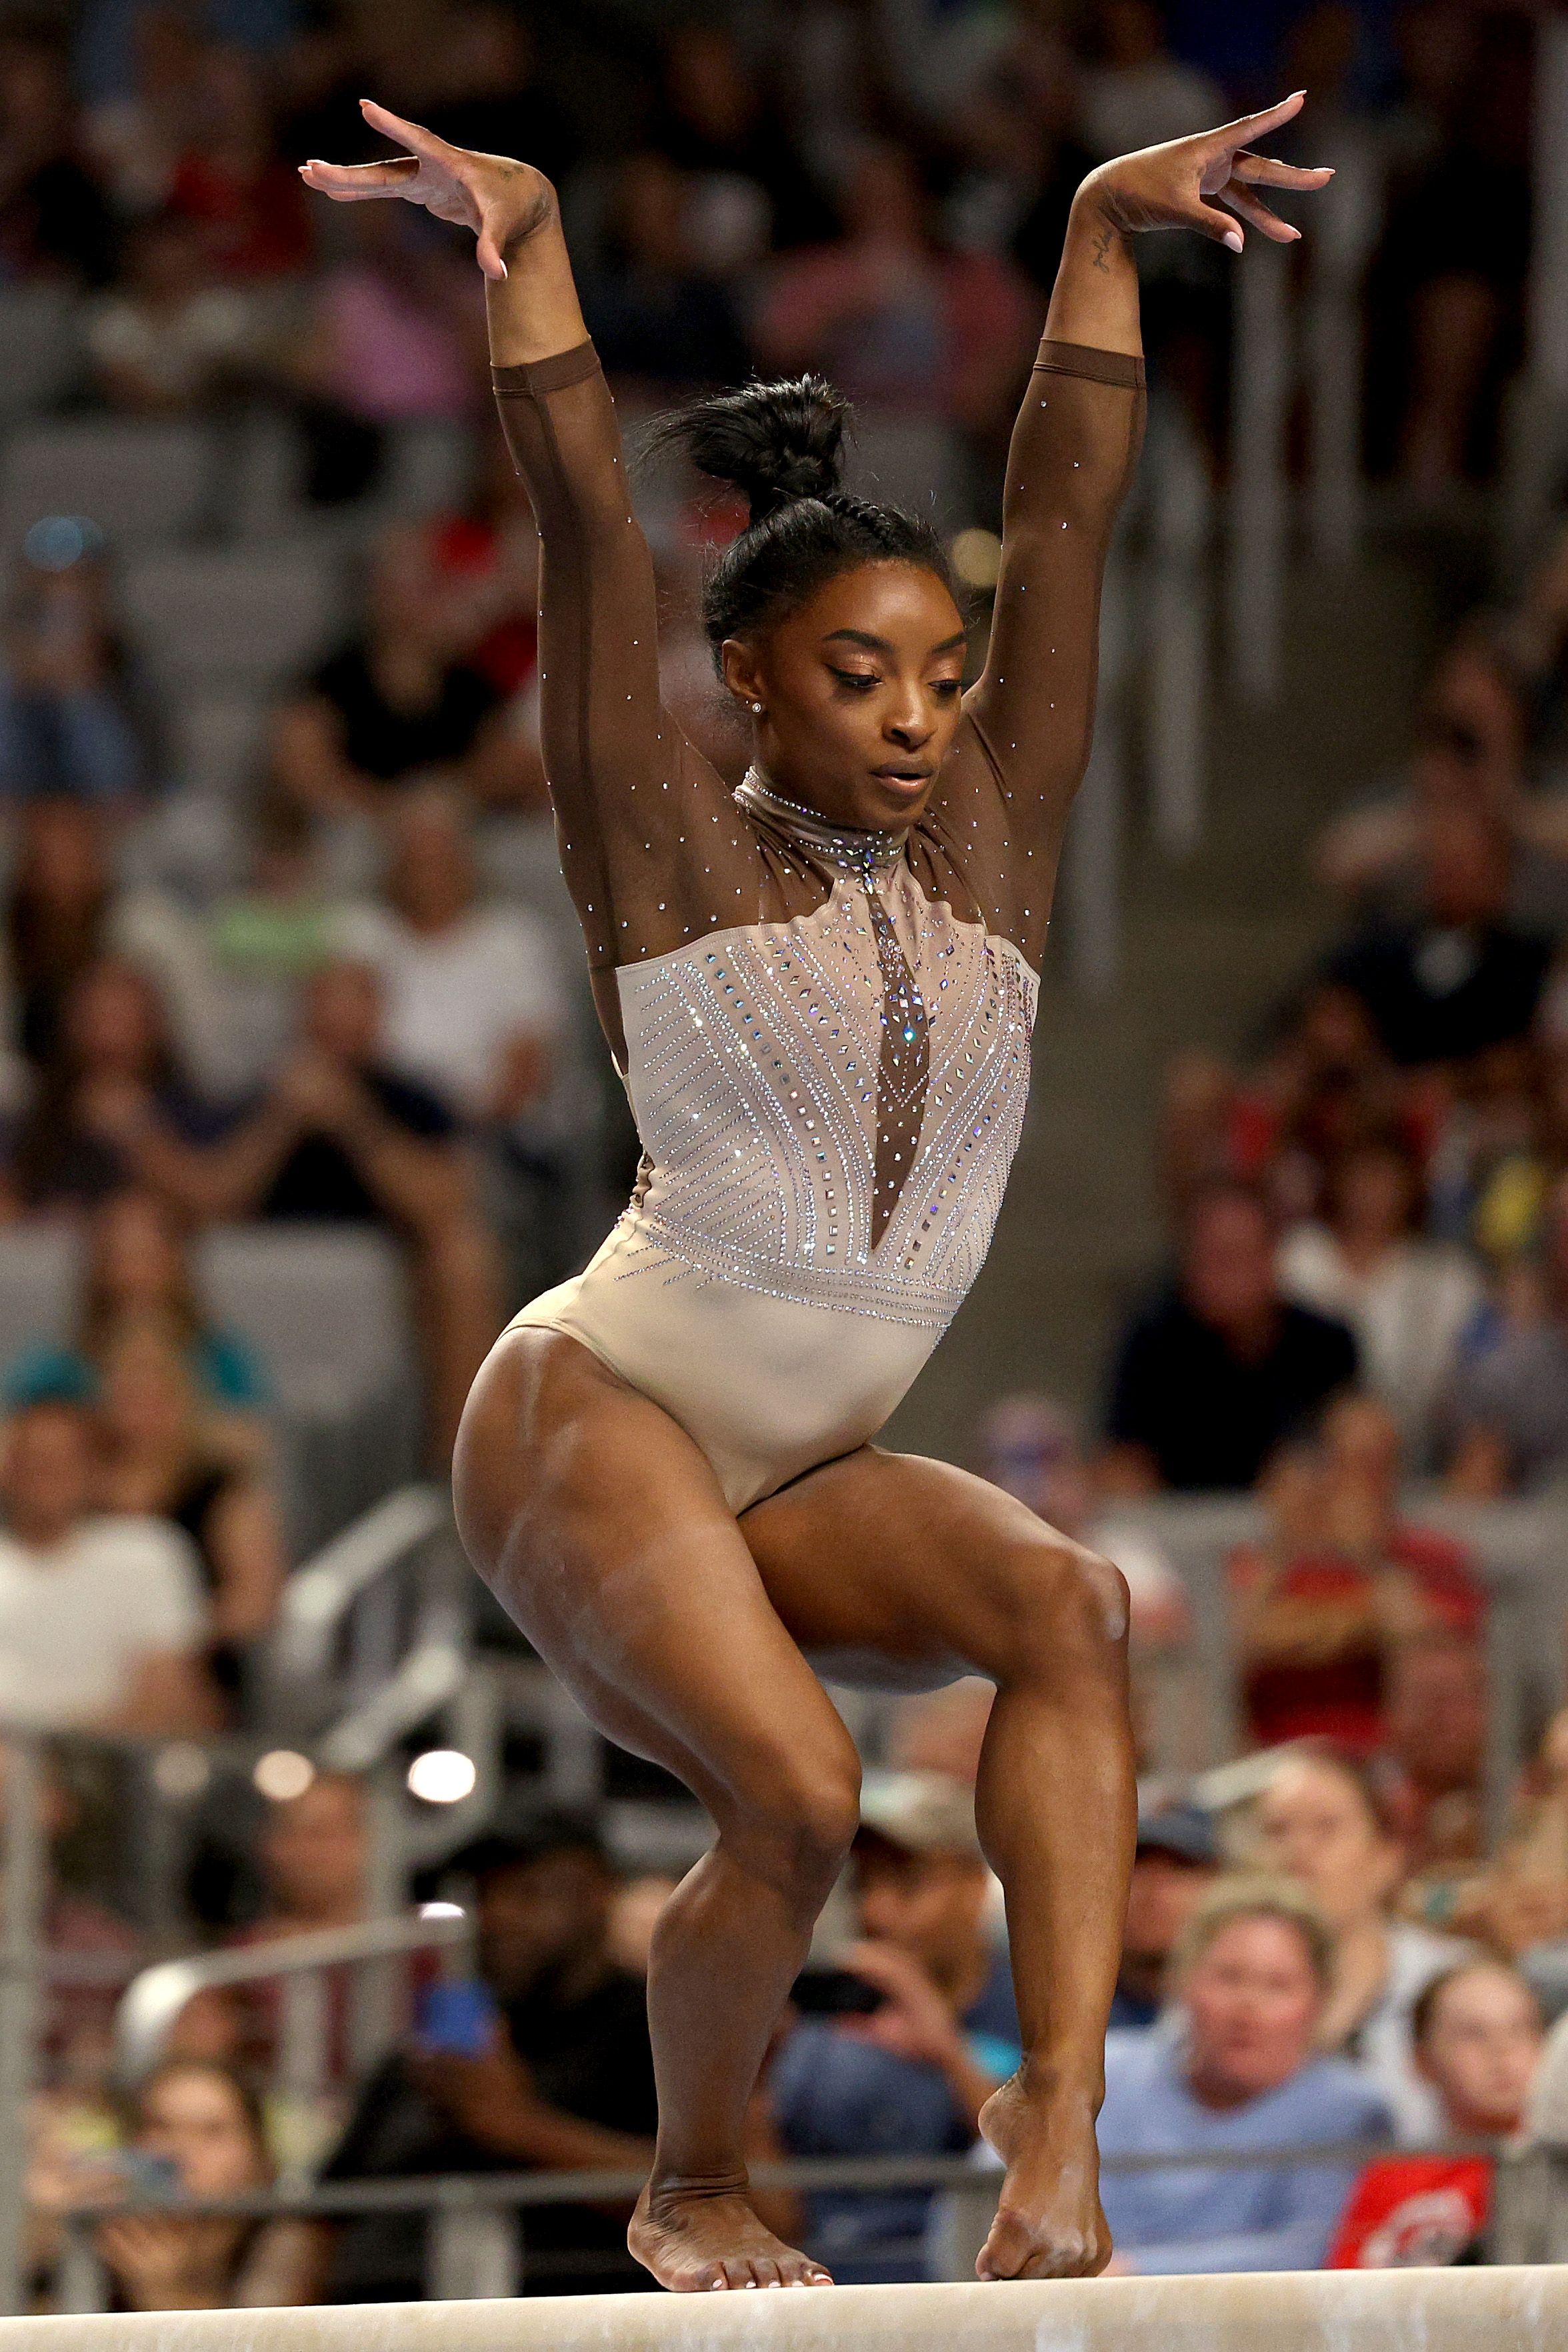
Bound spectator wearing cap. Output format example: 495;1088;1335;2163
1329;1961;1543;2268
1099;1879;1393;2273
767;1772;1015;2285
318;1807;660;2301
1111;1803;1220;2031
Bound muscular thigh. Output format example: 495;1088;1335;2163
451;1327;855;1813
741;1446;1111;1685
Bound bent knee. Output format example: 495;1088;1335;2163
723;1745;862;1895
1001;1537;1129;1674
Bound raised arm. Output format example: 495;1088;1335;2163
947;95;1330;966
301;109;728;999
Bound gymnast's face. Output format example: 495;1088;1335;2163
722;561;968;833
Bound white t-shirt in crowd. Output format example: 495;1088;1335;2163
0;1517;207;1729
333;903;565;1119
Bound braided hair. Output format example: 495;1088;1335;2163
652;377;957;661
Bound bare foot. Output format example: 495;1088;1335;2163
975;2073;1111;2280
629;2178;834;2291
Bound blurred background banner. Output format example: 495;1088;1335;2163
6;0;1568;2317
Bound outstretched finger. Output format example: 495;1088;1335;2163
1231;151;1335;190
1218;89;1307;148
359;97;455;162
1219;181;1301;243
298;156;420;199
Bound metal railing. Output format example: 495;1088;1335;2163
42;2135;1565;2309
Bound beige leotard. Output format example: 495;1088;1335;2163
493;337;1145;1513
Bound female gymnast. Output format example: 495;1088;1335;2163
304;93;1329;2291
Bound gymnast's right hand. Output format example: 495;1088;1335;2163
298;99;553;282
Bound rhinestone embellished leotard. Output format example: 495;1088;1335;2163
492;337;1145;1512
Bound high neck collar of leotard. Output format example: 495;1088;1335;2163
735;767;908;877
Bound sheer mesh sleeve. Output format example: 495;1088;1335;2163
492;346;751;996
922;339;1145;973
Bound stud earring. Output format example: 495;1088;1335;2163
751;702;765;715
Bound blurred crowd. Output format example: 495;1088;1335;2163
1;0;1568;2313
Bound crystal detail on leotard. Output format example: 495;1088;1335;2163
735;768;929;1245
611;881;1037;1327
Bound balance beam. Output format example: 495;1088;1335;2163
1;2269;1565;2351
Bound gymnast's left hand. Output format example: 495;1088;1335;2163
1082;89;1333;253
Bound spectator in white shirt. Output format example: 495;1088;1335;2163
1277;1134;1483;1471
0;1399;217;1733
335;786;564;1129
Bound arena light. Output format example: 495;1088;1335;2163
253;1749;315;1802
407;1749;477;1805
949;525;1002;591
419;1900;465;1921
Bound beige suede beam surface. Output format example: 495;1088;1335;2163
2;2271;1567;2351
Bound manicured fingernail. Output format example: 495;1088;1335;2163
1224;229;1243;251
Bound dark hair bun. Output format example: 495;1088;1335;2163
672;377;849;523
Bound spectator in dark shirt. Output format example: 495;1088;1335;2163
273;524;533;814
1104;1179;1359;1493
578;151;753;392
0;29;114;285
1325;804;1552;1071
319;1809;659;2301
3;796;113;1069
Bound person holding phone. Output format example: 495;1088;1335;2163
770;1775;1016;2283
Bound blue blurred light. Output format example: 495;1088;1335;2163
23;515;104;571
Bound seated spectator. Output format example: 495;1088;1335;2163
769;1773;1015;2284
1323;804;1553;1072
282;199;479;505
336;787;563;1128
753;141;1039;440
1230;1397;1485;1755
87;210;269;414
1229;983;1421;1231
1;544;158;809
164;46;310;283
319;1809;661;2301
1111;1801;1221;2031
273;524;532;813
221;1771;429;2153
1448;1173;1568;1494
1079;0;1223;158
110;959;499;1459
0;1400;216;1734
423;434;542;703
2;797;113;1071
1316;633;1568;932
0;959;225;1217
95;1321;285;1689
1277;1135;1484;1470
1329;1961;1543;2267
93;2059;316;2311
578;151;753;392
1379;1631;1489;1895
1098;1879;1391;2273
5;1189;267;1413
1449;1708;1568;1959
0;27;113;285
0;1743;139;2089
653;21;833;255
1254;1747;1473;2140
1103;1180;1358;1495
116;795;351;1104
